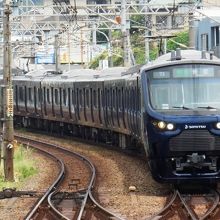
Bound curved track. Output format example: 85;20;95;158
16;134;124;220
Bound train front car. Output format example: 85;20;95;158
141;49;220;183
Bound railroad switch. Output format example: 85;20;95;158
0;188;42;199
68;178;80;190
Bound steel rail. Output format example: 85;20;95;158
88;191;125;220
16;134;123;220
199;190;220;220
48;191;71;220
51;142;123;220
15;136;66;220
147;190;178;220
177;190;198;220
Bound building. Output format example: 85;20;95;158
196;8;220;57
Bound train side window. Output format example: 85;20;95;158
15;85;18;104
132;87;135;110
72;89;75;106
55;89;59;105
104;88;107;108
19;87;24;102
93;90;97;108
110;88;113;108
130;88;132;109
38;88;42;103
137;88;141;111
86;89;89;107
122;87;124;110
98;89;101;107
108;89;110;107
79;89;82;107
47;88;51;104
118;89;121;109
98;88;102;123
63;89;67;106
126;88;129;109
43;87;45;103
28;88;33;102
113;89;115;109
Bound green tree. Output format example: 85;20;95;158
167;31;189;51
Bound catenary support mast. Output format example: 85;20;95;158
2;0;14;181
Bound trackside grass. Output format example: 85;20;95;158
0;144;38;189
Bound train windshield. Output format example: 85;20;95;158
147;64;220;113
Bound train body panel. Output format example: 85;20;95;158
141;50;220;183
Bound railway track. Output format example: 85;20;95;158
15;134;124;220
148;188;220;220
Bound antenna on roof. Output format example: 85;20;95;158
201;51;206;59
171;50;176;61
176;48;182;60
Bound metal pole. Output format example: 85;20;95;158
145;0;150;63
2;2;14;182
92;22;97;60
188;0;196;49
80;30;84;67
55;34;60;72
68;23;71;71
97;29;111;68
108;29;113;67
121;0;130;67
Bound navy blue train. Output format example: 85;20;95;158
5;49;220;183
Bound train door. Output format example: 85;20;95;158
84;87;88;122
121;86;126;129
43;87;47;116
116;87;120;128
124;84;131;132
59;87;63;118
91;87;95;124
70;83;77;122
99;81;105;127
24;86;28;113
136;78;142;138
14;84;19;113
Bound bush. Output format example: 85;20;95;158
0;145;38;188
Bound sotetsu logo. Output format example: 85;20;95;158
184;125;206;129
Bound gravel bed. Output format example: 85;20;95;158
0;131;171;219
0;152;58;220
20;132;171;219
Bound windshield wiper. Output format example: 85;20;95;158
197;106;217;110
172;106;191;110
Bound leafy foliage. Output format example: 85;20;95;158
167;31;189;51
89;28;189;68
0;145;38;189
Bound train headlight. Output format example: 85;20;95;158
167;123;174;130
216;122;220;129
158;121;166;129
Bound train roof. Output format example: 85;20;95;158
13;65;140;82
141;49;220;72
0;68;24;76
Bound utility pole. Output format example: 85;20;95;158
145;0;150;63
80;30;84;67
121;0;131;67
68;23;71;71
92;22;97;60
108;29;113;67
2;1;14;181
188;0;196;49
55;34;60;72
